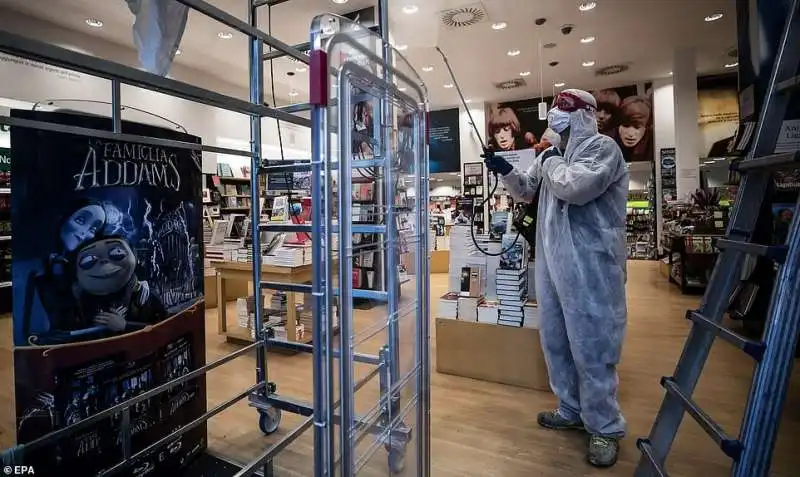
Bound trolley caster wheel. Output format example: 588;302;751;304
258;407;281;435
388;448;405;474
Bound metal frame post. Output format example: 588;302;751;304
248;0;268;396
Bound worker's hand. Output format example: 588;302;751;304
481;148;514;176
540;146;562;167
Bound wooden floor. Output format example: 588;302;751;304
1;260;800;476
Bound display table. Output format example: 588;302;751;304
212;260;313;345
430;249;449;273
435;318;550;391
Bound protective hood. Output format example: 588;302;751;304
126;0;189;77
562;89;599;155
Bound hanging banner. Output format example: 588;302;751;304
10;110;206;475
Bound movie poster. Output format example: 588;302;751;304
697;74;740;158
10;110;206;476
485;83;655;171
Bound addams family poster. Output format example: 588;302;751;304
10;110;206;476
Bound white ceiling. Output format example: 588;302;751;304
0;0;738;109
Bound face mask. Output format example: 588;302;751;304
547;108;571;134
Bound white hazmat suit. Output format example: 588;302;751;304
504;90;629;438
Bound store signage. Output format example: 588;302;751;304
660;147;677;202
10;110;206;475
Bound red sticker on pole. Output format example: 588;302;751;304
309;50;329;107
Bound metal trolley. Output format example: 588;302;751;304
0;1;431;476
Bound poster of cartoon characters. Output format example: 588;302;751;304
10;109;206;476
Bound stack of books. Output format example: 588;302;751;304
264;244;307;267
496;235;528;327
438;292;459;319
523;300;540;329
477;299;499;324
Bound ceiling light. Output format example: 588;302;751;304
175;49;182;55
218;31;233;39
554;82;566;87
705;13;724;22
725;62;739;68
85;18;104;28
491;22;507;30
332;0;349;3
296;66;307;72
465;99;472;103
444;83;454;88
582;60;595;67
288;91;299;97
580;35;595;44
507;49;521;57
398;87;407;92
402;5;419;14
669;71;673;75
519;71;531;77
578;2;597;12
421;65;434;72
395;44;408;51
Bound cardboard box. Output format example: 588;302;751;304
435;317;550;392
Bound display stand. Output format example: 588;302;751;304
665;234;721;294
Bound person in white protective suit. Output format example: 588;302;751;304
483;89;629;468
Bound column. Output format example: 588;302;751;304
672;48;701;200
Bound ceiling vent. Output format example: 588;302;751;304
595;64;629;76
439;2;488;29
494;78;527;90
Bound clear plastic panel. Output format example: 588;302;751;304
310;12;428;477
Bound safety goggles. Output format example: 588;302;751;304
553;91;596;113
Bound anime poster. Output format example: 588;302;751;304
10;109;206;476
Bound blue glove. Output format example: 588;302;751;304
540;147;562;167
481;148;513;176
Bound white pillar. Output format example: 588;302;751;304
672;48;700;200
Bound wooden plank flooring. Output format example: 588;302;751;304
1;260;800;476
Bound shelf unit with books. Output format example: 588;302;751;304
0;146;11;312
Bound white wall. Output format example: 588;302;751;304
0;8;310;174
652;78;676;251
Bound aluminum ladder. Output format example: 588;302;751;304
635;1;800;476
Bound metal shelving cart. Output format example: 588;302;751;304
0;1;430;476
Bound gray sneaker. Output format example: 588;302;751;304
587;435;619;467
536;409;584;431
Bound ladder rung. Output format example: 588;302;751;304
636;439;670;477
334;288;389;302
333;224;387;234
776;74;800;94
731;151;800;172
260;162;314;173
686;310;766;360
260;281;312;293
660;377;744;460
715;239;789;263
352;158;385;169
259;223;312;232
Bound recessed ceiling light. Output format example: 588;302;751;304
725;61;739;68
582;60;595;67
402;5;419;14
465;99;472;103
705;13;724;22
669;71;673;75
422;65;434;72
85;18;104;28
519;71;531;77
507;49;521;57
218;31;233;39
332;0;349;3
578;2;597;12
399;87;407;92
288;91;299;97
554;82;566;87
296;66;307;72
444;83;454;88
395;44;408;51
580;35;595;44
491;22;507;30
